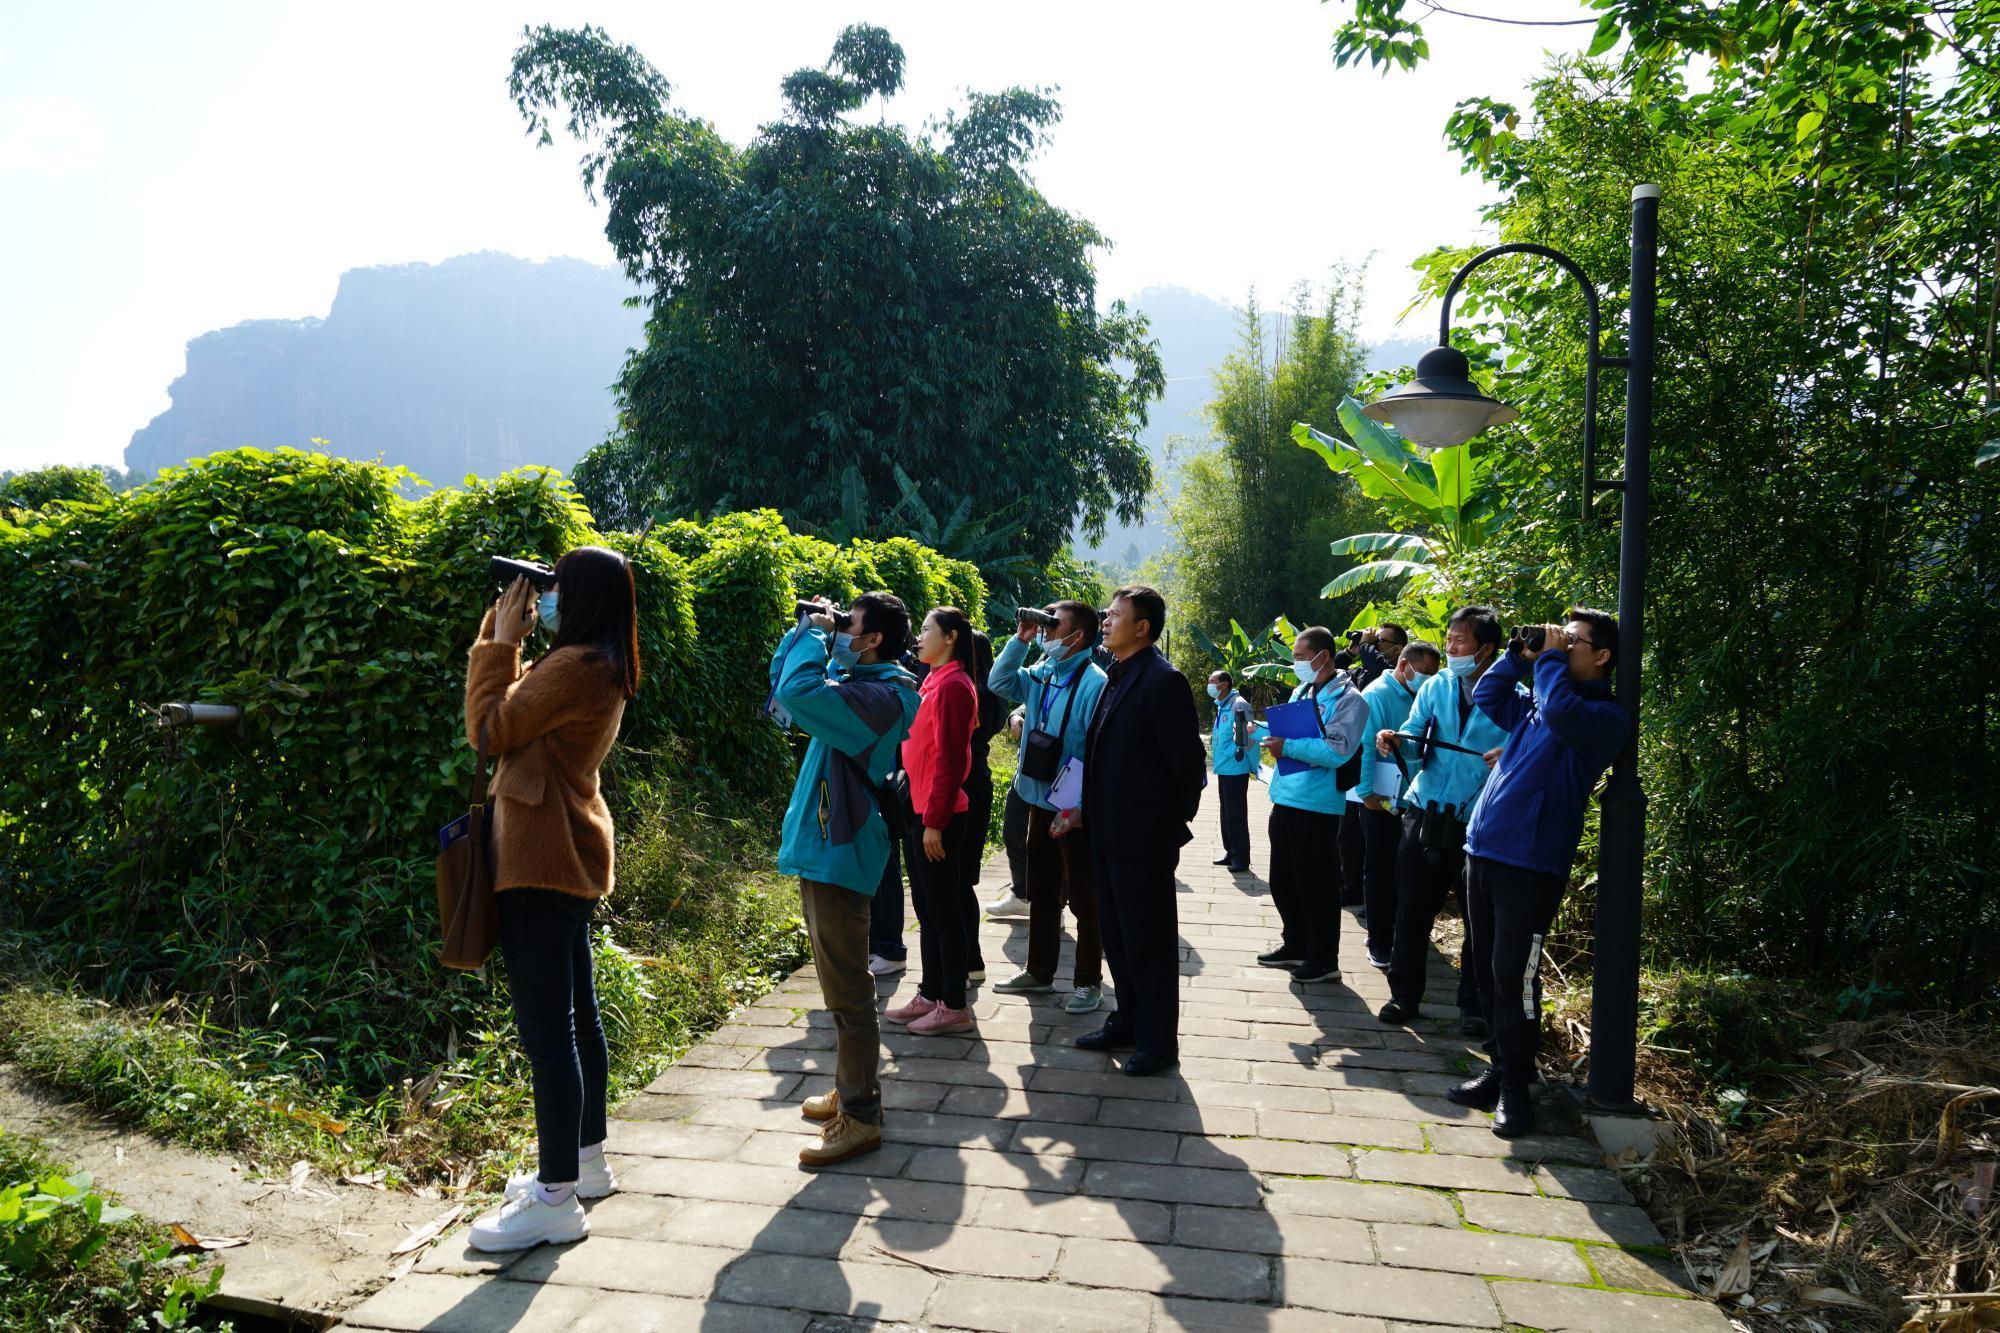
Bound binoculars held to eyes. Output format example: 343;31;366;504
490;556;557;591
1510;625;1571;654
1016;606;1059;629
796;600;854;631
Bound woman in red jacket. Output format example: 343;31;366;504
885;606;980;1036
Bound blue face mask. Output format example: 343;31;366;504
829;631;860;671
1206;683;1222;700
1447;653;1479;677
537;591;560;635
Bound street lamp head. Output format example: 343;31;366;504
1361;343;1518;449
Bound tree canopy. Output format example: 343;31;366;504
511;24;1165;566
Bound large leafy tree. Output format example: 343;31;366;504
510;24;1164;566
1324;1;2000;998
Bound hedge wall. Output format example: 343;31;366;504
0;449;984;1080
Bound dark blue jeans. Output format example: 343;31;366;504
498;888;608;1185
868;834;907;962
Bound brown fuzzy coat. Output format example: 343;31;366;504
464;610;628;900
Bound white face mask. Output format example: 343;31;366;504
1291;654;1322;686
1206;683;1222;700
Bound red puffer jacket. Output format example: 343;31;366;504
903;659;977;830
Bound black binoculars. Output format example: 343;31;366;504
1016;606;1059;629
1344;629;1364;645
490;556;556;591
1511;625;1559;653
796;600;854;630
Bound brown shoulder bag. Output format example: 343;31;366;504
435;725;499;970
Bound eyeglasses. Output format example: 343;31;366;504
1569;635;1596;649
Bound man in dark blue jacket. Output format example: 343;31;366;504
1454;607;1629;1138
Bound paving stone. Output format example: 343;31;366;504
1006;1119;1182;1165
709;1251;937;1323
736;1129;919;1175
338;1273;640;1331
588;1197;845;1256
1426;1122;1605;1165
618;1091;708;1122
412;1234;530;1277
1181;1079;1334;1113
645;1067;802;1099
904;1146;1086;1193
1533;1160;1638;1203
1057;1236;1272;1303
1317;1046;1455;1074
973;1188;1172;1243
926;1275;1152;1333
1174;1205;1372;1262
675;1041;760;1069
1372;1221;1592;1282
788;1077;951;1113
1026;1065;1183;1101
1281;1257;1500;1326
619;1157;806;1207
841;1220;1061;1280
1081;1160;1266;1207
1176;1134;1351;1176
1591;1244;1698;1294
1460;1192;1666;1246
1493;1281;1737;1331
938;1084;1099;1122
507;1234;740;1296
1096;1097;1257;1136
1256;1110;1426;1150
1330;1088;1479;1123
1262;1177;1459;1226
1252;1061;1401;1091
569;1290;809;1332
1353;1149;1541;1194
785;1171;974;1224
606;1119;756;1161
1152;1297;1385;1332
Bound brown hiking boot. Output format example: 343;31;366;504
801;1088;840;1123
798;1113;881;1169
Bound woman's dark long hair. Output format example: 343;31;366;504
544;546;641;700
927;607;978;675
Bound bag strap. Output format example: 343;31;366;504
471;723;492;811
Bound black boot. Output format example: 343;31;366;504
1492;1083;1537;1138
1446;1069;1501;1110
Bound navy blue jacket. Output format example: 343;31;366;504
1464;651;1629;877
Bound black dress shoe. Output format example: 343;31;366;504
1458;1013;1489;1038
1256;948;1303;969
1446;1069;1502;1110
1492;1083;1536;1138
1291;961;1340;984
1211;855;1233;865
1226;864;1250;873
1122;1051;1180;1077
1366;948;1392;970
1075;1025;1135;1052
1377;1000;1415;1025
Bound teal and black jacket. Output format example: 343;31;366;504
769;625;920;895
988;636;1107;811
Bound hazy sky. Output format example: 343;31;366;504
0;2;1600;471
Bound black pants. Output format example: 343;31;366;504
907;810;973;1009
1092;841;1182;1058
1359;805;1403;956
960;765;992;973
1464;854;1562;1088
1266;802;1341;965
868;833;906;961
1215;773;1250;868
1387;811;1480;1015
498;888;608;1186
1001;786;1031;899
1338;802;1365;906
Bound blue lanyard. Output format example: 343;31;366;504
1038;662;1081;732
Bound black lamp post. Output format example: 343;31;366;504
1363;183;1659;1115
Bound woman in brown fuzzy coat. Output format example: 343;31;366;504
462;546;640;1254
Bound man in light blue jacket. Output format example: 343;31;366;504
1207;670;1258;872
769;594;920;1168
1375;606;1510;1033
987;601;1110;1012
1354;642;1441;969
1259;626;1369;985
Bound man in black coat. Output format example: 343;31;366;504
1071;584;1207;1075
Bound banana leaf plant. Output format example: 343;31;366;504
1290;394;1508;600
1186;616;1296;708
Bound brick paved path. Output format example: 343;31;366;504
344;778;1728;1332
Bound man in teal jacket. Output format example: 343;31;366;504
1207;670;1258;872
987;601;1109;1013
768;593;919;1168
1354;642;1441;970
1259;626;1369;985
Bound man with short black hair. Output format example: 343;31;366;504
770;593;920;1166
1207;670;1256;872
1075;585;1205;1074
1355;640;1441;969
1453;606;1628;1139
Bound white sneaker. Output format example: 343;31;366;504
867;954;907;976
503;1155;616;1200
1065;985;1102;1014
986;893;1031;920
467;1191;588;1252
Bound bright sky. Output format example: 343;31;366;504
0;1;1598;472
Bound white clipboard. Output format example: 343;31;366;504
1047;757;1083;811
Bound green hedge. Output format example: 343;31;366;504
0;449;983;1092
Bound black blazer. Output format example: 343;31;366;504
1082;646;1207;856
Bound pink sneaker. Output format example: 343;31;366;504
908;1005;974;1035
884;995;938;1025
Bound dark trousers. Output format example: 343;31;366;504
907;810;973;1009
498;888;609;1186
1025;806;1101;987
1215;773;1250;868
1267;802;1342;964
1001;786;1030;898
1338;801;1365;906
1387;811;1480;1015
960;766;992;973
1359;805;1403;956
867;834;906;961
1464;854;1562;1088
1092;841;1181;1057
